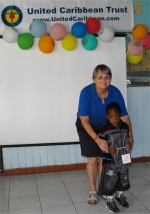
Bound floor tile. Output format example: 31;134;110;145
0;198;8;212
142;174;150;182
9;196;40;210
0;188;9;199
42;204;77;214
9;186;38;198
129;168;140;177
74;199;108;214
10;178;36;188
38;183;68;196
59;169;88;183
40;191;73;207
8;207;42;214
65;180;89;193
129;163;149;176
10;174;35;180
136;195;150;210
67;190;88;204
129;184;150;197
121;210;150;213
144;162;150;167
35;172;63;186
129;163;148;169
0;162;150;214
130;175;150;186
0;176;10;189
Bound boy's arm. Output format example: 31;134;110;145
121;115;134;147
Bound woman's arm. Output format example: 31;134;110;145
79;116;108;152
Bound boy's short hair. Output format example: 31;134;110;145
106;102;122;114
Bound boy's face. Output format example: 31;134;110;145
106;109;121;128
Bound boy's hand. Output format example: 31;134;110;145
108;145;117;156
126;142;132;151
128;136;134;149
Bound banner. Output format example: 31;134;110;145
0;0;134;34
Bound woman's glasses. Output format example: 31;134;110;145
97;75;111;80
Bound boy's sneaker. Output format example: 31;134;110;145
106;199;120;213
115;194;129;208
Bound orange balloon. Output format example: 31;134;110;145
38;34;55;54
132;24;148;40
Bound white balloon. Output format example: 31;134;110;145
3;27;18;43
98;26;114;42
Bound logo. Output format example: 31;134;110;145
1;5;23;27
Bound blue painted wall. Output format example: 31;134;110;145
133;0;150;32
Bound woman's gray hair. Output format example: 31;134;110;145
92;64;112;79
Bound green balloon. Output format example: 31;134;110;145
17;33;34;50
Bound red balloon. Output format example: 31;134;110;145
85;17;101;34
140;34;150;49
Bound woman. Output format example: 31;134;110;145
76;64;133;204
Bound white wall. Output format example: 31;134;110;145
0;37;127;146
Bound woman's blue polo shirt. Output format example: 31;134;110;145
77;83;128;124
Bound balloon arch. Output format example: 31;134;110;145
2;18;150;64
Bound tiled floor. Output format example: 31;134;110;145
0;162;150;214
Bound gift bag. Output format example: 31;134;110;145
108;132;131;167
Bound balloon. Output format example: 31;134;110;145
81;33;98;51
140;34;150;49
128;39;143;56
50;23;67;40
132;24;148;40
71;22;87;38
38;34;55;54
125;37;131;51
3;27;18;43
85;17;101;34
61;34;77;51
127;52;143;65
29;20;47;38
17;33;34;50
98;26;114;42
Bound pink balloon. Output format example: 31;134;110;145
140;34;150;49
128;39;143;56
50;23;67;41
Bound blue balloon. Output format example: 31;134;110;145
71;22;87;38
81;33;98;51
29;20;47;38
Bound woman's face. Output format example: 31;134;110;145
94;70;111;90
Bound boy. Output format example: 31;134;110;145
98;102;132;213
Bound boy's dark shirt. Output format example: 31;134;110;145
98;119;129;165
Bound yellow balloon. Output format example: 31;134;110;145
61;34;77;51
127;52;143;65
